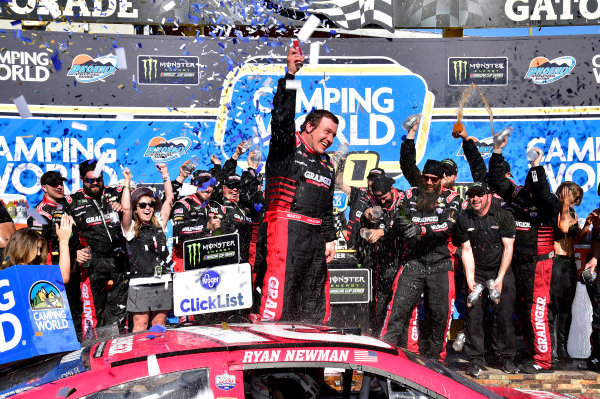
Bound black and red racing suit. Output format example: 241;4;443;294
489;152;558;370
70;187;128;337
380;187;460;361
257;73;336;324
359;187;405;334
171;195;224;272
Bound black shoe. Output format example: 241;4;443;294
519;361;552;374
584;357;600;372
466;362;487;378
501;359;519;374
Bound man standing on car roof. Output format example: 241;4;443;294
257;46;337;324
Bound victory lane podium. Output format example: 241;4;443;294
0;264;80;365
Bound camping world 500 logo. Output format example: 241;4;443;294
67;54;118;83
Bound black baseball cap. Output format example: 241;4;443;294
224;174;241;186
422;159;445;179
441;158;458;176
466;181;491;195
191;170;213;186
367;168;386;180
41;171;67;186
371;175;394;193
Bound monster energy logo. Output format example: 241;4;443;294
452;60;468;82
187;242;202;267
142;58;158;81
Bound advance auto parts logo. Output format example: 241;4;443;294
448;57;508;86
29;281;64;310
137;55;199;85
67;54;118;83
144;136;192;162
525;56;575;84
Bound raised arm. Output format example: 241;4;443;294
269;47;305;160
456;124;487;183
334;158;351;196
157;163;174;230
120;168;133;234
56;214;74;284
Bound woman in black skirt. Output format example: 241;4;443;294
121;164;174;332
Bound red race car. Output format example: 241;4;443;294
0;323;587;399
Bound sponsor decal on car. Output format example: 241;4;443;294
215;373;236;391
108;335;134;356
242;349;350;363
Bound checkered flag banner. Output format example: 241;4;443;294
305;0;394;32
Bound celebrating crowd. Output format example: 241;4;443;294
3;46;600;378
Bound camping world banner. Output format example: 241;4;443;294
0;32;598;223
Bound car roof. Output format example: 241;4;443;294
89;323;398;369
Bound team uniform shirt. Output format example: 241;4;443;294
171;195;225;271
456;204;516;271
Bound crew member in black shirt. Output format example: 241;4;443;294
456;181;518;378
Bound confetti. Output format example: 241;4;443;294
28;208;48;225
12;95;32;119
115;47;127;70
309;42;320;67
71;121;87;131
297;14;321;42
163;1;175;11
285;80;302;90
92;152;109;178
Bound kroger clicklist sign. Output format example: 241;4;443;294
215;61;432;170
172;263;252;316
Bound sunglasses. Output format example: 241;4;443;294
137;201;155;209
225;183;240;190
467;191;487;198
46;180;64;188
422;175;440;184
83;177;103;185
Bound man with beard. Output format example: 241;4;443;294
489;137;558;373
456;181;518;377
171;170;222;272
380;160;460;361
28;171;82;336
257;46;337;324
360;174;404;334
70;160;128;338
400;118;459;191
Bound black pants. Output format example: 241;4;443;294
513;255;554;369
466;268;516;363
258;215;329;324
80;255;129;339
380;260;455;361
585;252;600;360
551;255;577;357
